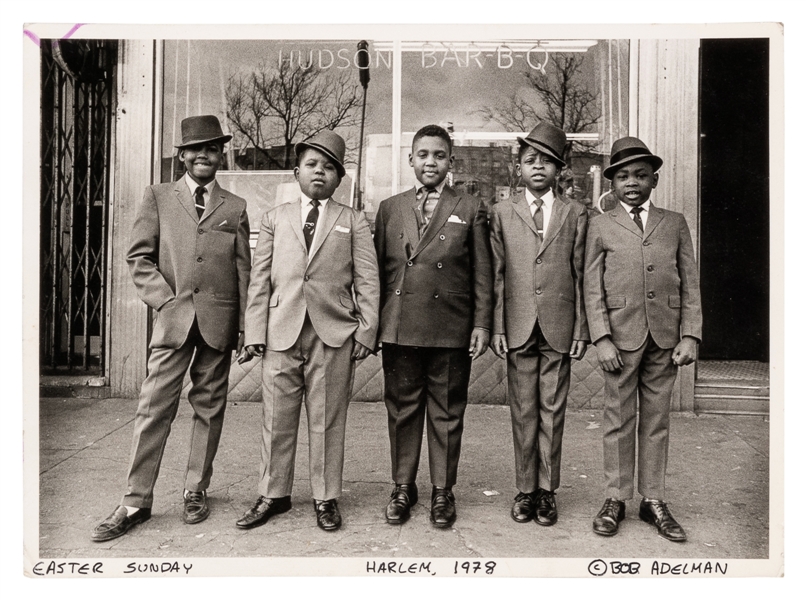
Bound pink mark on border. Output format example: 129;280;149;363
23;23;85;48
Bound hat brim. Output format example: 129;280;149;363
175;134;232;149
294;141;346;178
603;154;663;180
516;137;567;168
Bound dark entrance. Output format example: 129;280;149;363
698;38;769;361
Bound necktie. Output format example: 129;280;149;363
631;206;644;232
304;199;320;251
416;186;438;236
194;186;205;219
532;198;544;241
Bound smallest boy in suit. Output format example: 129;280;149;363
584;137;702;542
235;131;379;532
490;122;589;527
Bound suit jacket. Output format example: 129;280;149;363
584;202;703;351
374;185;493;348
490;190;589;352
244;199;379;352
127;180;251;352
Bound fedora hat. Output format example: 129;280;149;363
603;136;663;180
175;115;232;148
517;122;567;167
294;130;346;178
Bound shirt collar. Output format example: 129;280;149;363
525;187;555;207
301;191;329;208
416;180;447;196
184;173;216;197
620;199;651;214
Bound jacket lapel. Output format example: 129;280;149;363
610;204;643;238
308;200;343;262
287;200;306;250
512;191;539;236
643;202;665;240
199;181;225;223
399;188;421;256
174;180;198;222
538;196;570;256
412;186;461;259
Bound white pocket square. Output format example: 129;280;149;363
218;219;228;226
335;225;351;233
447;215;466;224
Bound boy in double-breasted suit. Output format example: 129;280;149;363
92;115;252;541
489;122;589;527
584;137;702;542
374;124;493;528
235;131;379;532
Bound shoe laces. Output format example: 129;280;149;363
602;498;621;515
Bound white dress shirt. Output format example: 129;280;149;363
184;173;216;218
525;187;555;235
301;193;329;257
620;199;650;229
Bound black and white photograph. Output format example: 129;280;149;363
8;4;798;592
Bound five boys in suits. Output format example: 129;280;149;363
374;124;493;528
584;137;702;542
92;115;252;541
236;131;379;532
489;122;589;527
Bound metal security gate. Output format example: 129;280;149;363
40;39;117;371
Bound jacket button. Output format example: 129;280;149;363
198;228;204;234
395;289;401;295
304;275;310;282
439;234;446;240
437;262;443;268
536;258;542;264
643;241;650;246
647;265;654;272
407;261;413;266
197;257;203;263
647;292;655;299
535;289;542;295
434;293;439;298
194;287;200;293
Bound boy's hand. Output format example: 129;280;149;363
569;339;588;360
236;331;245;355
594;337;623;372
237;343;265;364
491;334;509;359
352;340;372;361
672;336;698;366
469;328;490;360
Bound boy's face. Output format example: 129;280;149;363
295;147;342;200
517;147;559;195
409;136;453;188
610;160;659;206
180;142;223;185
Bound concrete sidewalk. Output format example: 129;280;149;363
38;398;769;560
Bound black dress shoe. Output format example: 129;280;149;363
314;499;342;531
511;491;537;523
183;490;209;524
534;488;558;526
592;498;626;536
91;506;152;542
386;483;418;525
235;496;292;529
639;498;687;542
430;486;456;528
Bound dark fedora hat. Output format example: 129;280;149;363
294;130;346;178
517;122;567;168
175;115;232;148
603;136;663;180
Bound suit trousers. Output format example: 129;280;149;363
258;315;355;501
506;320;570;493
382;344;472;488
122;318;231;508
602;334;676;500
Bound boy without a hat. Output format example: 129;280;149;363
584;137;702;542
235;130;379;532
374;124;493;528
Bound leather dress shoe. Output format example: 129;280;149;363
593;498;625;536
386;483;418;525
511;491;537;523
314;499;342;531
639;498;687;542
535;488;558;526
235;495;291;529
430;486;456;528
183;490;209;524
91;506;151;542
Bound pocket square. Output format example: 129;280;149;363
447;215;466;224
218;220;228;226
335;225;351;233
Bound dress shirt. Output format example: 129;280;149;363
525;187;555;234
620;199;650;229
301;193;329;258
184;173;216;217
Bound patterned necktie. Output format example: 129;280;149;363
532;198;544;241
631;206;644;232
304;199;321;251
416;186;438;237
194;186;205;219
